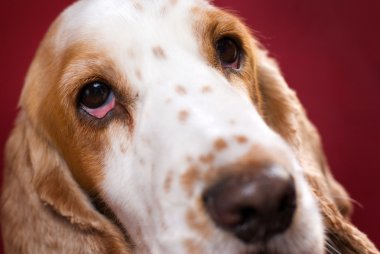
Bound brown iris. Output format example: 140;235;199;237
79;82;111;109
216;37;241;69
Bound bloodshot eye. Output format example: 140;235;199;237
78;82;115;119
216;37;241;70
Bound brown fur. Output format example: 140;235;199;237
1;113;131;253
1;3;378;254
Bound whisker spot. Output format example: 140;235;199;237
234;135;248;144
201;85;212;94
214;138;228;151
176;85;187;95
178;110;190;123
152;46;166;59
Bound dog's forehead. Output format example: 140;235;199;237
55;0;212;53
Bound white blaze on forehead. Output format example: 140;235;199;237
55;0;211;57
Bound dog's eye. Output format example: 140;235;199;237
216;37;241;69
79;82;115;119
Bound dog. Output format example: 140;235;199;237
1;0;378;253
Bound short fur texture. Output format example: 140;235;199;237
1;0;378;253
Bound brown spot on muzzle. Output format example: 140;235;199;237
169;0;178;6
176;85;187;95
183;238;201;253
132;1;144;11
199;153;214;164
186;205;212;238
178;110;190;123
181;166;201;197
234;135;248;144
152;46;166;59
201;85;212;94
213;138;228;151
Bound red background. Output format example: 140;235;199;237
0;0;379;251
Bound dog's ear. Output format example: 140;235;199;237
309;179;379;254
254;48;353;217
1;113;131;254
254;48;298;143
255;48;379;253
307;172;379;253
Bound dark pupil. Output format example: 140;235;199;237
217;38;238;64
80;82;110;109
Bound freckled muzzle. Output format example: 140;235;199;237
203;161;297;244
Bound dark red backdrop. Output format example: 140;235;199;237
0;0;379;251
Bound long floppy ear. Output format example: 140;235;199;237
255;48;352;216
1;112;132;254
255;48;379;253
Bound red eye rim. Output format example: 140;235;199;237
81;92;115;119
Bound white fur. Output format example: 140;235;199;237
57;0;324;253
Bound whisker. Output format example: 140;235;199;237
332;195;363;208
325;239;341;254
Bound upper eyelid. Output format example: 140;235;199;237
58;55;121;96
77;77;113;97
58;62;130;106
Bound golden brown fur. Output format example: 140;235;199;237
2;113;131;253
1;3;378;254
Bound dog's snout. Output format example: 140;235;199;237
203;165;296;243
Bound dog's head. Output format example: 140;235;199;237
9;0;370;253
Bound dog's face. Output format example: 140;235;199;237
20;0;325;253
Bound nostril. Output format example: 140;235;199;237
203;166;297;243
240;206;257;226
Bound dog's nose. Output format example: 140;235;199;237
203;165;296;243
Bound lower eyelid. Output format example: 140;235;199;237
223;59;240;70
82;92;116;119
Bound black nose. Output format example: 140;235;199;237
203;166;296;243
